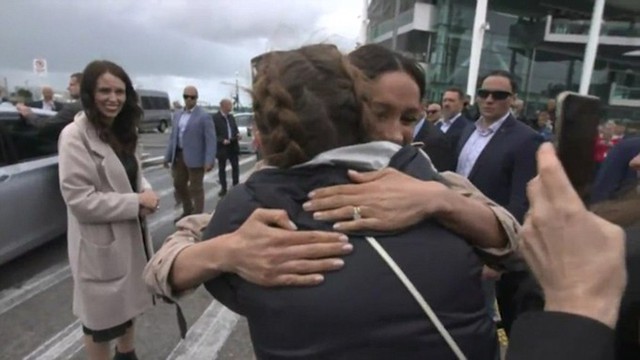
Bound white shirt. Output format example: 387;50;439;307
439;113;462;134
42;101;54;111
222;112;232;139
456;112;510;178
178;109;193;148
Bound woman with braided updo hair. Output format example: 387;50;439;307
170;44;497;359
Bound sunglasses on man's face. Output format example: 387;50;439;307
183;94;197;100
426;110;439;115
477;89;512;100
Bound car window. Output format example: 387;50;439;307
141;96;153;110
159;97;170;110
0;112;59;164
142;96;170;110
235;114;253;127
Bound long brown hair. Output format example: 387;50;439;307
251;44;372;168
80;60;142;155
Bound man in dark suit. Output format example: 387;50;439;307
17;73;83;128
462;94;482;121
164;86;216;218
16;73;84;155
213;98;240;196
457;72;542;223
413;102;456;171
456;70;543;334
439;87;473;151
27;86;64;111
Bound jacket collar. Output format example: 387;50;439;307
293;141;403;171
73;111;136;193
73;111;113;159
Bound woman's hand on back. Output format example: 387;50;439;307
303;168;449;232
219;209;354;287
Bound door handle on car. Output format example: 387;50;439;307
0;174;10;183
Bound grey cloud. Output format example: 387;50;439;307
1;0;360;102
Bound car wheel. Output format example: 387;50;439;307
158;120;168;133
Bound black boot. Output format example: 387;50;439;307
114;347;138;360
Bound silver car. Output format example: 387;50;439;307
0;105;66;265
206;110;256;153
234;112;256;154
137;89;172;133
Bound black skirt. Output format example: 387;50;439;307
82;320;133;343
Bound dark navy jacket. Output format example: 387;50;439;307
443;114;473;153
203;143;497;360
413;119;458;172
457;115;543;223
591;137;640;204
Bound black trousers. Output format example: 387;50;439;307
217;149;239;191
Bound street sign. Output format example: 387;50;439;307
33;58;47;76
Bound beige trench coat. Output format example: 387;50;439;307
58;112;154;330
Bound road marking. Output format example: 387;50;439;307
167;302;239;360
23;319;83;360
147;164;255;230
155;157;255;199
20;162;256;360
0;162;255;321
0;263;71;317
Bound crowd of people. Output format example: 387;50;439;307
14;42;639;359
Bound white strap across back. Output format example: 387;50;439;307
365;236;467;360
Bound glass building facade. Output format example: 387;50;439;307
367;0;640;122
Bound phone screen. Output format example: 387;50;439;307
554;92;602;199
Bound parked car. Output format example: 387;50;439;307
0;105;66;265
205;110;256;154
137;89;172;133
234;112;256;154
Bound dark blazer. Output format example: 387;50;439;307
591;137;640;204
212;111;240;156
442;114;473;151
24;101;83;129
413;119;457;172
457;115;543;223
507;312;614;360
28;100;64;112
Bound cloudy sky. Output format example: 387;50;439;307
0;0;364;106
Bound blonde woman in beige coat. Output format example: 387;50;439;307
58;60;159;360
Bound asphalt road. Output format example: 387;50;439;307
0;131;257;360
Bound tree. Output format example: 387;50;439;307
15;88;34;103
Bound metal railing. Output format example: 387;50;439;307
550;18;640;37
545;16;640;46
609;82;640;107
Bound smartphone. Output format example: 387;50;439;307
554;91;602;199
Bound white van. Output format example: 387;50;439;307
137;89;172;133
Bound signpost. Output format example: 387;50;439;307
33;58;47;76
